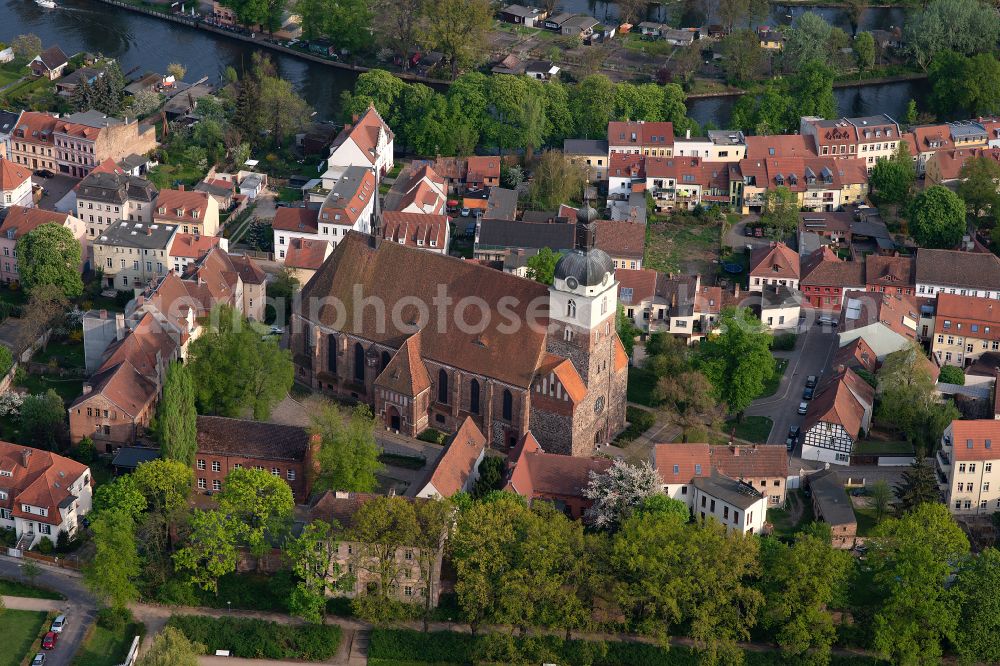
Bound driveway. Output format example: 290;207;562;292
745;323;839;447
33;174;80;212
0;556;97;666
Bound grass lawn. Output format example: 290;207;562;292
757;358;788;399
854;504;880;536
854;440;914;456
766;490;811;540
627;366;659;407
378;453;426;470
276;186;301;203
72;622;144;666
0;577;64;599
0;610;47;666
148;162;205;189
644;220;719;274
17;373;83;404
724;415;773;443
33;340;86;369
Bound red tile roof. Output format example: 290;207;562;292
284;237;331;271
750;242;799;280
375;331;431;396
272;206;319;233
802;368;874;440
745;134;817;159
419;417;486;497
380;212;448;250
13;111;59;145
616;268;658;305
934;293;1000;340
466;156;500;183
800;247;865;288
652;443;711;484
607;120;674;147
331;105;394;165
169;232;221;260
931;148;1000;182
154;189;210;222
710;444;788;479
865;255;915;289
609;152;645;179
912;124;951;153
505;432;611;500
831;337;877;374
951;420;1000;461
841;290;920;341
0;206;72;240
535;353;587;403
0;442;89;526
594;220;645;260
0;158;32;190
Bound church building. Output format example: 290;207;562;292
291;205;628;457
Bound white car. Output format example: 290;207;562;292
797;402;809;415
817;315;838;327
269;326;283;335
50;615;67;633
32;654;45;666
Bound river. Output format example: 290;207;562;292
0;0;924;129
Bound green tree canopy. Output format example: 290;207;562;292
953;547;1000;665
894;458;942;513
905;0;1000;71
20;389;66;450
217;467;294;559
877;344;958;451
157;363;197;466
907;185;967;249
697;307;775;417
92;474;147;521
286;519;340;623
172;509;240;595
869;145;915;206
16;224;83;299
528;150;586;209
137;626;204;666
720;29;765;84
311;403;381;493
526;247;560;285
422;0;491;78
783;12;833;72
84;509;140;609
957;155;1000;227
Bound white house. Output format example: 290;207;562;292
327;104;395;179
915;249;1000;300
0;158;34;209
800;369;875;466
0;443;92;550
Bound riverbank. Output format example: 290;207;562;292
684;70;926;101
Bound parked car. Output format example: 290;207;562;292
50;615;67;633
786;436;795;451
788;425;800;440
817;315;838;327
744;226;754;237
460;208;471;217
805;375;818;388
31;654;45;666
42;632;57;650
34;169;54;179
269;326;283;335
802;387;815;400
797;401;808;415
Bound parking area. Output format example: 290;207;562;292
32;174;79;211
745;323;839;449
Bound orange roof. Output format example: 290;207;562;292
710;444;788;479
607;120;674;147
0;206;72;240
319;170;376;225
284;237;331;271
536;352;587;403
90;158;123;176
331;105;394;165
695;285;723;315
380;212;448;250
841;290;920;341
745;134;817;159
609;152;645;178
272;206;319;233
617;268;658;305
912;124;951;152
169;232;222;259
154;189;210;222
505;432;612;502
466;156;500;182
802;368;874;440
13;111;58;145
750;242;800;280
951;420;1000;461
594;220;645;260
375;331;431;396
613;334;629;371
831;337;877;374
934;293;1000;340
0;158;32;190
930;148;1000;182
419;417;486;497
0;442;90;526
652;443;711;484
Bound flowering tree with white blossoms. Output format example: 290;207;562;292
0;391;23;417
583;459;662;529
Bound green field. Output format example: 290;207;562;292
0;610;48;666
72;622;144;666
627;366;659;407
0;577;64;600
724;415;773;444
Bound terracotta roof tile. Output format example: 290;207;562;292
169;232;222;259
272;206;319;233
802;368;873;440
750;242;799;280
380;212;448;250
916;249;1000;290
607;121;674;147
594;220;645;260
0;206;72;240
506;434;611;500
375;331;431;396
0;158;32;190
196;415;312;462
284;237;331;270
418;417;486;497
710;445;787;479
831;337;877;374
951;420;1000;461
0;442;89;525
652;443;711;484
154;189;210;222
616;268;658;305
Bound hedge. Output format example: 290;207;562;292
417;428;448;444
166;615;340;660
368;629;886;666
771;333;797;351
937;365;965;386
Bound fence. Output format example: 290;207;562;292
118;636;141;666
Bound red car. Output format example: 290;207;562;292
41;632;57;650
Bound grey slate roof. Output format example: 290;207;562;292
916;249;1000;289
96;220;177;251
477;219;575;251
693;472;764;510
809;470;857;527
563;138;609;155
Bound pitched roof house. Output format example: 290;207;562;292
800;368;875;466
380;212;450;255
328;104;394;177
153;188;219;237
799;247;865;311
414;417;487;499
0;205;87;285
0;158;33;209
29;45;68;80
838;290;920;360
749;242;799;292
916;248;1000;300
595;219;645;270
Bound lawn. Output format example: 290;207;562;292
757;358;787;399
33;340;86;369
276;186;301;203
0;60;26;88
627;366;659;407
72;622;144;666
378;452;427;470
854;503;880;536
148;162;205;189
766;490;811;540
16;373;83;404
0;610;48;666
724;416;773;443
644;219;720;275
0;577;64;599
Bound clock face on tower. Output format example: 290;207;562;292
602;272;609;286
566;276;579;290
594;396;605;414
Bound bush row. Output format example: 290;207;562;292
166;615;340;661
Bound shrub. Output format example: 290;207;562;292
97;606;134;632
855;368;877;388
416;428;447;445
74;436;95;464
614;406;655;444
0;526;15;546
166;615;341;660
771;333;797;351
938;365;965;386
350;594;421;624
35;536;54;554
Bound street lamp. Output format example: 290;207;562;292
227;601;231;613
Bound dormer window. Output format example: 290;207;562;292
175;208;184;216
192;210;199;219
158;207;166;214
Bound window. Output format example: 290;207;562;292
566;299;576;317
502;389;513;420
469;379;480;414
39;523;51;535
710;499;716;512
354;343;365;382
673;464;679;474
987;463;993;472
733;511;739;524
0;508;9;520
404;585;413;597
213;479;221;491
701;496;706;508
197;459;205;470
971;464;977;473
724;506;729;519
984;483;991;492
211;461;221;472
695;464;702;475
438;369;449;404
198;478;206;489
287;469;296;481
405;549;413;560
960;464;967;473
272;467;280;476
328;336;337;374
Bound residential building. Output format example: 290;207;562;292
55;66;102;98
194;177;236;210
466;157;502;191
949;120;989;148
153;188;220;237
748;242;799;292
485;187;518;221
52;110;157;178
525;60;560;80
313;166;376;241
560;15;599;38
76;166;158;238
736;156;868;213
272;206;320;263
649;274;722;343
499;4;547;28
758;284;801;331
617;268;659;330
644;156;724;212
938;419;1000;515
327;104;394;178
380;212;449;255
193;416;318;502
292;209;628;457
283;237;331;284
168;232;226;275
93;220;178;290
564;139;610;182
0;110;21;160
504;431;611;519
594;219;644;270
608;152;646;198
916;249;1000;300
543;11;574;30
800;368;875;465
932;293;1000;367
309;491;447;606
28;46;68;80
0;158;33;208
865;255;915;296
799;247;865;311
830;337;877;375
800;115;901;171
808;469;858;548
0;443;92;550
672;130;747;162
9;111;59;172
757;27;784;49
382;162;447;215
839;290;920;360
414;417;486;499
926;147;1000;187
0;206;87;284
745;135;816;160
653;443;787;508
911;124;952;175
608;120;674;157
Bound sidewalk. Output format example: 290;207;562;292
1;595;64;612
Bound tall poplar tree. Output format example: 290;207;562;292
157;363;198;466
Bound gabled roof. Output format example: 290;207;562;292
950;420;1000;461
417;417;486;497
169;232;222;260
33;45;68;71
505;432;611;500
607;120;674;147
831;337;877;374
380;212;448;250
616;268;658;305
799;247;865;288
272;206;320;234
0;442;89;526
375;331;431;396
749;242;799;280
710;445;788;480
594;220;645;260
0;158;32;190
802;368;873;440
745;135;817;160
0;206;72;240
535;352;587;403
319;166;375;226
154;189;210;221
330;104;394;165
75;359;158;417
466;156;500;182
284;237;331;271
196;415;312;462
652;443;711;484
865;255;915;287
916;249;1000;290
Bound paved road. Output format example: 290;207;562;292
0;556;97;666
746;323;839;447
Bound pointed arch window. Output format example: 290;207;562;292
502;389;513;421
354;343;365;382
438;369;449;404
327;335;337;373
566;299;576;318
381;350;391;372
470;379;480;414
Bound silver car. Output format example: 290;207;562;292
51;615;67;633
797;401;809;415
32;654;45;666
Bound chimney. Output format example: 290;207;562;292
21;448;31;468
686;129;691;139
115;312;126;341
146;227;152;236
732;445;740;456
99;309;107;319
178;184;184;192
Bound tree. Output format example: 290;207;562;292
16;224;83;299
844;0;865;34
868;480;893;524
187;306;294;419
618;0;650;24
953;547;1000;665
783;12;833;72
760;186;800;237
617;304;642;358
877;344;957;451
11;34;42;59
413;499;454;631
717;0;749;33
217;467;294;562
789;60;836;120
905;0;1000;71
20;560;41;588
570;75;615;139
760;528;851;662
376;0;425;70
957;155;1000;226
137;626;204;666
157;363;197;466
132;459;193;517
869;503;969;665
84;509;140;609
854;31;876;77
869;145;915;207
257;72;312;148
908;186;967;249
312;403;381;493
894;458;941;512
938;365;967;385
423;0;491;78
347;495;418;621
655;370;720;438
286;520;340;623
526;247;559;285
166;63;186;81
528;150;586;209
471;456;505;499
720;29;765;84
19;390;65;450
697;307;775;418
636;494;690;522
906;99;919;125
172;509;239;595
92;474;147;522
583;459;662;530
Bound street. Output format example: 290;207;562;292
0;556;97;666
